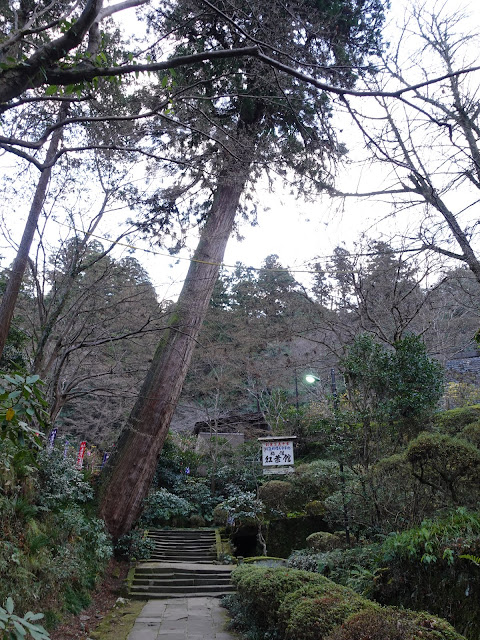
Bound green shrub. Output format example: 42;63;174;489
362;453;439;533
373;510;480;638
215;491;265;529
306;532;344;552
381;508;480;565
325;606;466;640
171;477;218;521
231;566;373;639
189;514;206;527
140;488;193;526
258;480;293;516
288;544;382;597
36;445;94;508
228;565;466;640
305;500;326;516
462;421;480;448
232;565;320;631
115;529;155;561
405;433;480;506
289;461;343;510
279;582;373;640
287;548;323;572
433;406;480;436
0;377;112;623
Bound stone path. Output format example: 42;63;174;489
127;596;237;640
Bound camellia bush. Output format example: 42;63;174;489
140;488;193;526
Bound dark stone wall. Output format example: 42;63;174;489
265;515;329;558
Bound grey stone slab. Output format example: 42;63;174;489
127;625;160;640
128;595;237;640
162;612;189;622
138;603;168;617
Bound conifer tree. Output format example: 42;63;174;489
99;0;388;537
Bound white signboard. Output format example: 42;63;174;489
262;440;294;467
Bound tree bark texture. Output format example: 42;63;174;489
0;103;68;359
98;164;249;538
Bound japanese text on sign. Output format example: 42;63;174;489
262;440;294;466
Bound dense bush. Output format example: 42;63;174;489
289;460;343;510
36;446;94;508
258;480;292;516
0;374;113;624
305;500;326;516
325;607;466;640
363;452;438;532
171;477;219;522
232;565;321;632
0;443;112;619
231;566;369;639
227;565;463;640
140;488;193;526
306;532;345;552
287;511;480;638
115;528;156;561
405;433;480;506
215;491;265;529
433;405;480;436
462;421;480;448
279;582;373;640
287;545;382;597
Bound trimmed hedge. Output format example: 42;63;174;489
279;583;374;640
229;566;465;640
232;565;320;631
326;607;466;640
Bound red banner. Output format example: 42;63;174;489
76;441;87;469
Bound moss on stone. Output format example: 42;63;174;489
90;600;144;640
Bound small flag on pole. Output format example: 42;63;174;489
76;441;87;469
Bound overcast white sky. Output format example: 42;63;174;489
127;0;480;300
2;0;480;301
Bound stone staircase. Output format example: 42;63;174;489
148;528;218;563
128;529;235;599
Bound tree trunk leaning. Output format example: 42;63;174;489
98;165;249;538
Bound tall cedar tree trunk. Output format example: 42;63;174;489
0;103;69;359
99;162;249;538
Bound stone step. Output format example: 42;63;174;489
147;530;216;537
132;576;232;587
149;558;216;564
155;544;214;554
135;566;233;576
151;538;215;543
151;532;214;536
153;549;217;558
130;586;235;596
129;589;234;599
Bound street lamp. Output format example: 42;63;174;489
305;374;320;384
